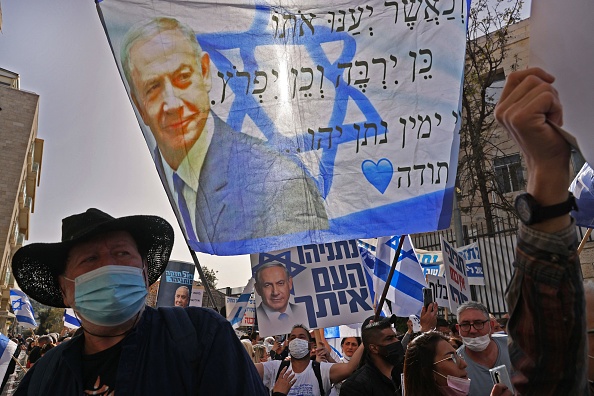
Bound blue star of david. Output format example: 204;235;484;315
252;251;307;295
398;248;417;263
198;4;383;199
12;298;25;311
253;251;306;279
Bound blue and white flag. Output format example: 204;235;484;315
372;236;427;316
0;333;18;381
9;289;37;329
227;278;256;329
63;308;81;329
359;243;393;318
97;0;468;255
570;162;594;228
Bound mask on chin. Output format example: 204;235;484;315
434;371;471;395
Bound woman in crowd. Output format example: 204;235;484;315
241;339;257;363
254;344;269;363
403;331;511;396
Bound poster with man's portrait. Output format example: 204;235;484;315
251;240;374;336
156;260;195;308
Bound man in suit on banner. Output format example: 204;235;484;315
120;17;328;246
254;262;308;334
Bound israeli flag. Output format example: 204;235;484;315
227;278;255;329
372;236;427;316
63;308;81;329
0;333;18;381
9;289;37;329
359;243;393;318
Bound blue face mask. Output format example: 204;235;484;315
63;265;147;327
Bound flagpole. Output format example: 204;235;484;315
577;228;592;255
187;245;217;310
11;355;27;374
374;235;406;321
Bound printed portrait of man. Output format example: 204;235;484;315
120;17;328;245
254;262;308;332
174;286;190;308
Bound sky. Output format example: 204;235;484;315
0;0;531;290
0;0;252;289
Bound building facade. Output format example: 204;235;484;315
0;68;43;333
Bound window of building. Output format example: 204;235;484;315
494;154;524;193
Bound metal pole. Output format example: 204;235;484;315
453;189;464;247
374;235;406;321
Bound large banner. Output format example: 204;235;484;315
416;242;485;285
251;240;374;336
97;0;469;255
156;261;195;308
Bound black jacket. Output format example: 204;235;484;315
340;360;401;396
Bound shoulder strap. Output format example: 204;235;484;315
275;359;291;382
311;361;325;396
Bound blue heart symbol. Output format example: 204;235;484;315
361;158;393;194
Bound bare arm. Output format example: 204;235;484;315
329;343;364;383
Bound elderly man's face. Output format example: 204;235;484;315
129;28;212;171
174;287;190;307
59;230;145;307
457;309;492;339
255;266;292;312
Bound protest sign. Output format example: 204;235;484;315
156;261;195;308
530;1;594;167
225;296;257;327
570;163;594;228
97;0;469;255
189;287;204;307
440;237;469;312
426;273;450;308
416;242;485;285
251;240;374;336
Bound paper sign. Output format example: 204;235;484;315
251;240;374;336
440;237;470;312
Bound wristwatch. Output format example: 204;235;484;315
515;192;578;225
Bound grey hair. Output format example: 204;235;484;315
254;262;290;285
456;301;489;322
120;17;203;101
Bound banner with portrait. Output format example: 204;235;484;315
251;240;374;336
98;0;469;255
156;260;195;308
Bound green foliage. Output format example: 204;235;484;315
196;266;218;289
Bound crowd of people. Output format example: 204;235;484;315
6;67;592;394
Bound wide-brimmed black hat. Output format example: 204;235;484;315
11;208;174;308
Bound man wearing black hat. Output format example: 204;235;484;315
11;208;267;396
341;304;438;396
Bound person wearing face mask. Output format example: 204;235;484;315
10;208;267;396
456;302;514;396
341;304;438;396
256;324;364;396
403;331;512;396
